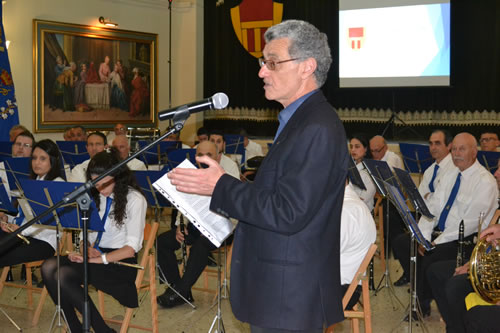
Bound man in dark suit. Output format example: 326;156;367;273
168;20;348;332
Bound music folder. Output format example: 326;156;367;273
383;180;434;251
398;143;433;174
347;156;366;190
3;157;30;193
153;159;234;247
393;167;434;219
19;179;105;231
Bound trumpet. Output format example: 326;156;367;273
1;221;30;245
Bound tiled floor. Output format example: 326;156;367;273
0;217;447;332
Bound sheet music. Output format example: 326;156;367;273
153;159;234;247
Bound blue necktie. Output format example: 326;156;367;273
438;173;461;231
94;196;113;249
428;164;439;193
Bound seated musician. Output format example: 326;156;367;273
41;148;147;333
348;133;376;211
340;182;376;309
112;134;147;170
68;132;107;182
392;132;498;320
0;139;64;266
156;140;234;308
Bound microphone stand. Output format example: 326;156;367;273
0;106;192;332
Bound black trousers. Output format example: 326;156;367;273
251;325;323;333
392;232;475;312
156;228;216;296
0;234;54;267
426;260;457;331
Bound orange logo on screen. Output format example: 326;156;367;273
348;27;365;50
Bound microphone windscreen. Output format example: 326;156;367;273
212;93;229;109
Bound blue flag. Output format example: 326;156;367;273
0;5;19;141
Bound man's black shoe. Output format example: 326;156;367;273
394;275;410;287
404;308;431;322
157;288;193;308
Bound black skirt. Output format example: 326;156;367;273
60;247;139;308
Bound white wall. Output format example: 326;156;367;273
3;0;203;144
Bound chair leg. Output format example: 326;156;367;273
362;280;373;333
377;206;386;272
27;265;33;308
119;308;134;333
149;255;159;333
32;287;48;326
98;290;105;318
0;267;10;295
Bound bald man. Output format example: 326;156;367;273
393;132;498;320
369;135;403;170
156;141;229;308
112;135;147;170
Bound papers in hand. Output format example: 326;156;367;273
153;159;234;247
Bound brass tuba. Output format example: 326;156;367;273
468;237;500;304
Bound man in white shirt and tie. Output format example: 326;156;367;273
418;129;457;201
393;132;498;320
68;132;108;182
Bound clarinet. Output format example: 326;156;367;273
179;215;188;273
456;220;464;267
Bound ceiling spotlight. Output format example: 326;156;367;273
99;16;118;28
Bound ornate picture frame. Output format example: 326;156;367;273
33;19;158;132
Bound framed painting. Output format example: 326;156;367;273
33;19;158;132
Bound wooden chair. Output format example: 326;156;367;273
191;242;233;296
373;194;385;272
97;222;159;333
487;209;500;227
0;230;72;310
326;243;378;333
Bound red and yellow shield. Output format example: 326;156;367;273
231;0;283;58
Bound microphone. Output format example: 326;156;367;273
158;92;229;121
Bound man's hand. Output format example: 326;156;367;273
454;262;469;276
168;155;225;196
480;224;500;246
175;226;188;244
418;244;426;256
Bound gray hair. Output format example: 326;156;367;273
264;20;332;87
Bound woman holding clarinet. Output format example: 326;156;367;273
42;148;147;333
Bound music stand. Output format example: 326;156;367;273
56;141;90;170
166;149;197;170
137;140;181;168
0;181;17;215
133;171;196;309
398;143;433;175
224;135;245;168
348;157;366;190
3;157;30;194
384;181;434;333
0;141;12;163
476;150;500;174
20;179;104;332
362;159;404;309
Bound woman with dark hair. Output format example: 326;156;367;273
349;133;377;211
0;139;64;265
41;148;147;333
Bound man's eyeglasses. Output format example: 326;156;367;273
370;146;385;154
14;142;32;149
258;57;301;71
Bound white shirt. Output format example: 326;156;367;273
351;162;377;211
220;154;240;179
418;160;498;244
418;153;456;200
126;158;147;171
87;188;147;252
340;185;377;285
245;139;264;161
68;159;90;183
381;150;404;171
16;176;65;250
